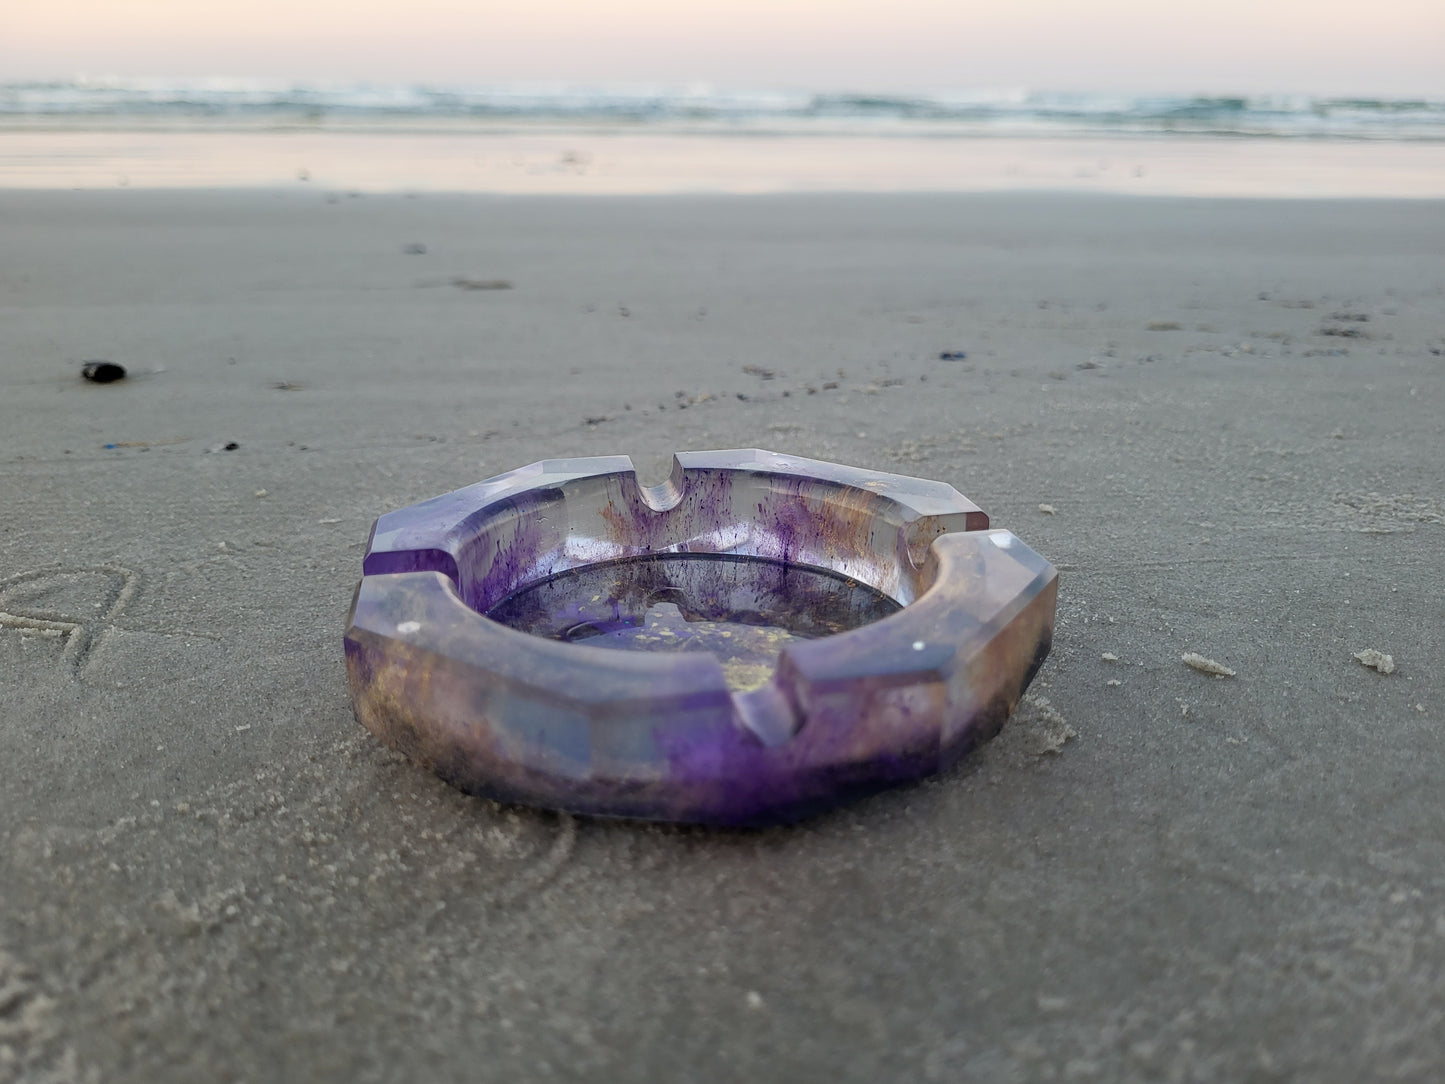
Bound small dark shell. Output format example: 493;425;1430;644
81;361;127;383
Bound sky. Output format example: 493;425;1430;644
4;0;1444;97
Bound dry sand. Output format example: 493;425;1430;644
1;189;1443;1082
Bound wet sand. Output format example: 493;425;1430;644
1;189;1442;1082
5;128;1445;197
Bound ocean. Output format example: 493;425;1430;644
7;79;1444;140
3;79;1444;196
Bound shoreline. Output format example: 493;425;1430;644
3;128;1445;197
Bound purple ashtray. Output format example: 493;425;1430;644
344;450;1057;825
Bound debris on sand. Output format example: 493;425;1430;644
1038;503;1056;515
938;350;968;360
103;436;188;449
741;365;776;380
1353;649;1396;674
1101;652;1119;661
452;278;513;291
1182;652;1235;677
81;360;126;383
1019;694;1077;756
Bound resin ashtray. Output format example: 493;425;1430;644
344;450;1058;826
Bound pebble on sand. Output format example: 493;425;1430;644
1353;649;1396;674
81;360;127;383
1182;652;1235;677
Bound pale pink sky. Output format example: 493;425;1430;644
4;0;1443;96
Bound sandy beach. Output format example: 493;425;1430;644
2;188;1443;1081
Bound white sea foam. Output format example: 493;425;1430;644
3;78;1443;141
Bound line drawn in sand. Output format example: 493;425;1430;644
0;564;220;676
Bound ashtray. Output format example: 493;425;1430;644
344;449;1057;825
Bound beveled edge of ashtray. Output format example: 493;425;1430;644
344;449;1058;826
